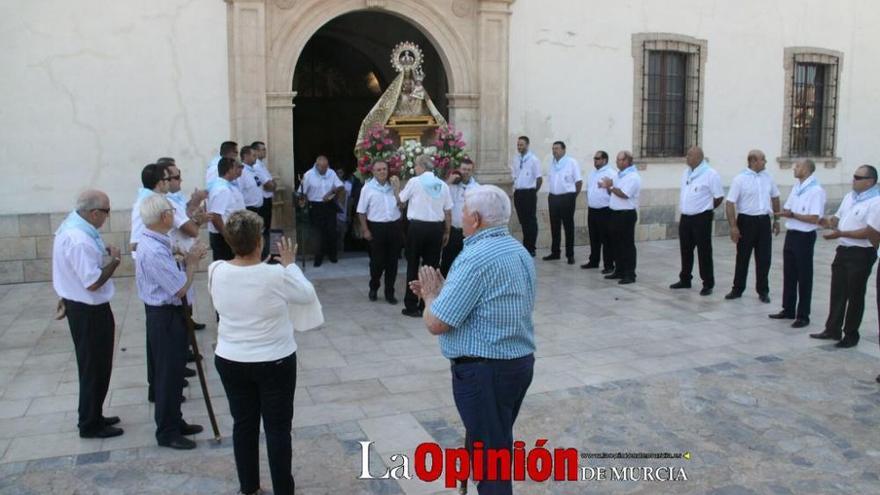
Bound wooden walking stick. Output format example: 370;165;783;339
182;296;221;442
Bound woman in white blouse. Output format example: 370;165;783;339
209;210;322;495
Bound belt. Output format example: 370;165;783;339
681;210;713;217
408;219;444;224
451;356;494;365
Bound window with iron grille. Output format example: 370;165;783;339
632;34;707;160
788;54;840;158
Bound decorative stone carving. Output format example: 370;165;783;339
452;0;473;17
274;0;298;9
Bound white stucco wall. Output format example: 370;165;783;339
0;0;229;215
508;0;880;191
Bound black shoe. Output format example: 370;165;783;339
401;308;422;318
875;374;880;384
313;259;323;267
542;254;560;261
699;288;713;296
102;416;121;426
329;258;338;264
528;251;536;257
769;311;795;320
180;422;204;436
791;319;810;328
618;278;635;285
581;263;599;269
567;257;575;265
183;367;196;378
724;291;742;300
669;281;691;289
759;294;771;304
192;321;206;331
809;331;841;340
601;267;615;275
835;338;859;348
158;436;197;450
182;379;189;388
149;395;186;403
187;350;196;363
80;425;124;439
386;295;398;305
604;272;622;280
368;290;378;302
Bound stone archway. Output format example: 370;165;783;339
226;0;515;228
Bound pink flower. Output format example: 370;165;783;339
376;143;383;150
384;139;392;145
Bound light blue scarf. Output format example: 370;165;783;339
418;172;444;199
519;152;535;170
55;211;105;252
687;161;710;184
853;184;880;204
794;176;819;197
618;165;637;179
208;178;232;194
137;188;154;201
552;156;568;172
367;178;392;194
166;191;186;208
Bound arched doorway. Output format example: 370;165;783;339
291;11;449;178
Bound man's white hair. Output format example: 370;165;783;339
140;193;172;226
464;185;511;227
415;154;435;171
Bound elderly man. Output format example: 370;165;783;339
583;150;616;272
205;141;238;187
544;141;582;264
299;155;345;267
135;194;207;449
208;157;245;261
130;163;170;254
769;159;825;328
53;190;123;438
601;151;641;285
412;184;535;495
397;154;453;317
724;150;781;302
810;165;880;348
251;141;277;258
441;158;479;276
510;136;542;256
357;160;403;304
670;147;724;295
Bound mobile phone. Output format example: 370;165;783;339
269;229;283;256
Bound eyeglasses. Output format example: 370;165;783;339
593;157;603;160
167;175;181;181
91;208;110;214
853;175;872;181
159;177;170;182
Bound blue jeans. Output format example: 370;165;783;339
451;354;534;495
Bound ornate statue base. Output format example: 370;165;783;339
386;115;439;144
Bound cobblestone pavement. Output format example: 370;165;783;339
1;238;879;494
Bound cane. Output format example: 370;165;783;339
182;295;221;442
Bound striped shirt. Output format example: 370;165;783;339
135;229;186;306
431;226;537;359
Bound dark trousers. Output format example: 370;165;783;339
309;201;337;263
732;214;772;295
609;209;638;279
678;210;715;288
404;220;444;311
548;193;576;258
513;189;538;254
259;197;273;259
210;232;234;261
368;220;403;297
440;227;464;277
587;207;614;269
452;354;534;495
824;246;876;340
145;304;187;443
215;352;297;495
64;300;115;435
782;230;817;318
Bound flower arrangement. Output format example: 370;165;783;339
355;124;402;180
431;124;469;179
396;140;437;179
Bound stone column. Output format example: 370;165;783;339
226;0;268;142
447;92;480;170
266;91;296;230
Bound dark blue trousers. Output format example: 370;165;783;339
782;230;817;318
451;354;534;495
145;304;187;443
65;300;115;435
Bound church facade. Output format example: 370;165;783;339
2;0;879;283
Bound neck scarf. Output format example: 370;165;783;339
166;191;186;207
367;177;392;193
687;161;710;184
55;210;105;252
552;156;568;172
137;187;154;201
208;177;231;194
794;176;819;197
418;171;444;199
854;185;880;204
618;165;637;179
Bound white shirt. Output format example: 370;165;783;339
609;166;641;211
587;164;617;209
52;228;114;305
356;181;401;222
205;155;221;186
783;176;826;233
835;191;880;248
207;180;246;234
130;198;147;248
254;159;274;199
167;193;196;253
726;169;780;216
864;199;880;255
510;152;541;190
547;156;582;195
680;162;724;215
449;178;480;228
210;262;322;362
237;164;264;208
300;167;343;202
398;171;453;222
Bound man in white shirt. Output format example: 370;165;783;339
600;151;641;284
396;155;453;317
769;159;826;328
670;147;725;296
238;146;265;214
544;141;582;264
130;163;170;254
583;150;616;272
724;150;781;302
441;158;479;276
357;160;403;304
208;157;245;261
810;165;880;348
299;155;344;267
52;190;124;439
205;141;238;187
251;141;277;258
510;136;542;256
